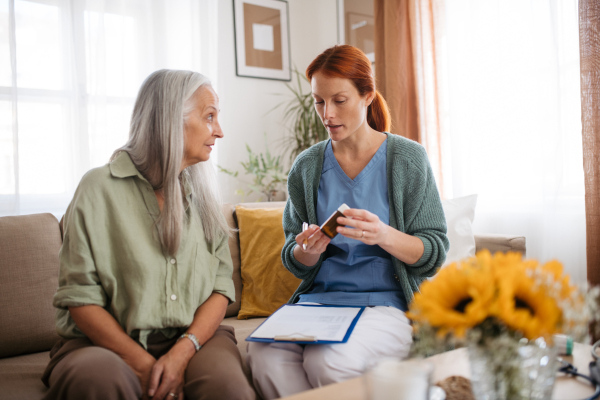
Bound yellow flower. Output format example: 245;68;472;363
408;258;496;338
540;260;578;300
493;260;561;340
410;250;575;341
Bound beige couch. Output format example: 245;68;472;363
0;201;525;399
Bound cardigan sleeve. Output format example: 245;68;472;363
280;169;324;280
399;146;449;276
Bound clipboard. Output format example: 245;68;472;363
246;304;365;345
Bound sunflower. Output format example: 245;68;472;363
493;261;561;340
407;257;496;338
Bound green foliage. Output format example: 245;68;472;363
274;68;328;163
218;136;287;202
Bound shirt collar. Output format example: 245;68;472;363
109;151;146;180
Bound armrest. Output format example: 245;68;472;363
474;234;526;257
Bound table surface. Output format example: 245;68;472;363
281;343;597;400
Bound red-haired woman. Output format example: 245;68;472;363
246;45;449;399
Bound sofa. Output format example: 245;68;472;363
0;201;526;399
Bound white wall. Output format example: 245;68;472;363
216;0;338;203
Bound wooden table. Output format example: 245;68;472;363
282;343;597;400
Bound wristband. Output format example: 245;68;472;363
179;333;201;352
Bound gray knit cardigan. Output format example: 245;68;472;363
281;132;450;307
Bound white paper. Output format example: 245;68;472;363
249;305;362;342
252;23;274;51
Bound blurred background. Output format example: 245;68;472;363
0;0;589;283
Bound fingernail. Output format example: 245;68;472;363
148;389;155;396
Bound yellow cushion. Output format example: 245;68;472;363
236;206;302;319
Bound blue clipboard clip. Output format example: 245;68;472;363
246;304;366;345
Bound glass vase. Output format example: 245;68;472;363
468;339;559;400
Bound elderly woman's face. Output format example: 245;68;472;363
183;85;223;168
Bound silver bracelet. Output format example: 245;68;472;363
179;333;201;352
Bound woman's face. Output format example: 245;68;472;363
311;71;374;141
183;85;223;168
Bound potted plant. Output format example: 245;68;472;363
273;68;328;163
218;137;287;202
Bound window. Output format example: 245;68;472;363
1;0;218;217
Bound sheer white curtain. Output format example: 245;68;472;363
0;0;218;218
443;0;586;282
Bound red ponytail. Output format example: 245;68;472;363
306;45;391;132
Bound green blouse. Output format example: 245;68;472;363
53;152;235;348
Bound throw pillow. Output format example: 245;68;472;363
236;206;302;319
442;194;478;265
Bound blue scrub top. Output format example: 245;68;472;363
298;138;407;311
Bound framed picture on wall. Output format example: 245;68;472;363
346;13;374;63
336;0;375;64
233;0;291;81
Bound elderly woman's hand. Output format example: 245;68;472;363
133;353;156;400
148;340;196;400
336;208;390;246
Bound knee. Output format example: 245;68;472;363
247;342;301;379
246;342;270;374
246;342;308;399
59;347;140;397
304;348;358;387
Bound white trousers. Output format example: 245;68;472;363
246;306;413;400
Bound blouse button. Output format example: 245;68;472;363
171;294;177;301
170;258;176;264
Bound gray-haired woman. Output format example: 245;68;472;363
41;70;255;400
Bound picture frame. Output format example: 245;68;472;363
336;0;375;64
346;12;375;63
233;0;291;81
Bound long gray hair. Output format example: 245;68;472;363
111;69;230;256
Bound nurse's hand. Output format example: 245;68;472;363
336;208;389;246
295;224;331;255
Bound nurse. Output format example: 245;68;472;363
247;45;449;400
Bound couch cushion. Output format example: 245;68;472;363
236;201;287;210
235;206;302;320
0;214;61;359
222;203;243;318
0;351;49;399
442;195;478;265
475;234;526;256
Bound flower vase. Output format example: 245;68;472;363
468;339;559;400
468;343;514;400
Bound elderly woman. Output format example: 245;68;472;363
41;70;255;400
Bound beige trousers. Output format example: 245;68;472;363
247;306;413;400
41;325;255;400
